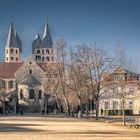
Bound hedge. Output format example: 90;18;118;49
104;109;133;116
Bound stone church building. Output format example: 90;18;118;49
0;21;55;113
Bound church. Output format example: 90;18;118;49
0;21;56;114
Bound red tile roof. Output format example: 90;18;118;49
0;62;23;78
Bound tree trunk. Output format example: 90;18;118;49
122;99;125;126
77;98;82;118
63;96;70;116
95;99;99;120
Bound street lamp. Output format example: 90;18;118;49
89;94;93;118
1;90;5;115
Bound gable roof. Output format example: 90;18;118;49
113;66;127;74
0;62;23;78
19;74;42;86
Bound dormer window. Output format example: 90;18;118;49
114;74;125;81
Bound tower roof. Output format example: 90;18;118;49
42;21;53;48
15;31;22;52
6;21;22;53
32;32;42;53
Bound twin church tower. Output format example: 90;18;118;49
5;21;54;63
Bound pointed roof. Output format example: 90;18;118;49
15;31;22;52
32;32;42;53
19;74;42;86
6;21;22;53
42;21;53;48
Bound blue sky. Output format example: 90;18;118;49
0;0;140;69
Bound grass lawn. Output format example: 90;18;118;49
0;115;139;140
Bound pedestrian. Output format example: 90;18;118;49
42;109;44;115
5;110;8;116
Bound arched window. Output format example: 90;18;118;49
39;90;42;99
19;90;23;100
29;89;34;99
46;49;50;54
29;69;32;74
42;49;44;54
37;49;40;54
46;56;50;61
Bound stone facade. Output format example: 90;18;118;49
15;59;46;113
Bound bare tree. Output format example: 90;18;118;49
72;43;113;120
115;40;137;71
53;38;71;115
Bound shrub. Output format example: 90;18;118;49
104;109;133;116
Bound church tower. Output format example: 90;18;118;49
5;21;22;62
32;21;54;62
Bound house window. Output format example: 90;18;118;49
7;57;8;61
113;101;118;110
105;101;110;110
9;80;13;89
114;74;125;81
52;56;53;61
16;57;18;61
6;49;8;54
1;80;5;89
39;90;42;99
29;89;35;99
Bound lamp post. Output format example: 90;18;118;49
89;94;92;118
2;90;5;115
44;93;47;115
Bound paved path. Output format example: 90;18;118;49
0;116;139;140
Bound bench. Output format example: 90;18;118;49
129;118;140;129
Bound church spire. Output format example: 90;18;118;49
32;31;42;53
5;20;22;53
5;20;22;62
42;20;53;48
6;21;16;48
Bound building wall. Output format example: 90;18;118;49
15;60;46;112
0;78;16;95
15;59;46;84
18;84;44;112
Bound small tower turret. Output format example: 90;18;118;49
5;21;22;62
32;20;54;62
